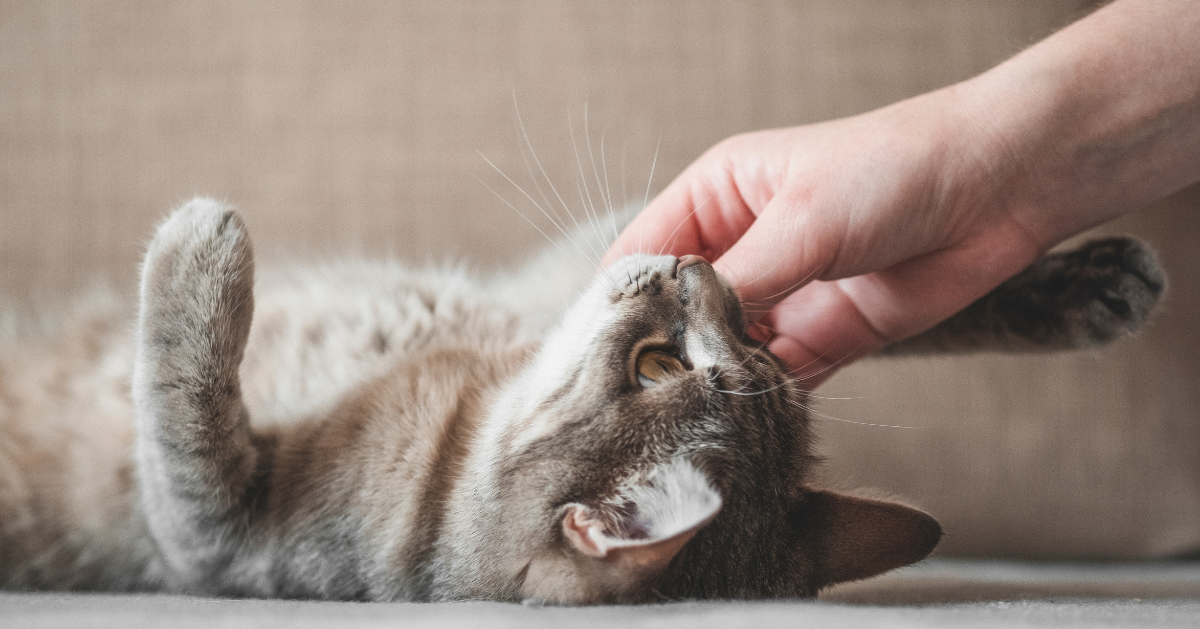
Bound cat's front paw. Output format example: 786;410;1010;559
1023;237;1166;347
139;198;255;358
134;198;259;582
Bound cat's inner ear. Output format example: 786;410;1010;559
562;459;721;576
793;489;941;590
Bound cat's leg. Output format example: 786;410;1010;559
132;198;260;590
882;237;1166;356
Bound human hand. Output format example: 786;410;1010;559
603;91;1047;385
605;0;1200;386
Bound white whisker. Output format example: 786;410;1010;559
474;175;588;277
789;337;869;382
512;92;604;266
599;132;623;256
517;128;570;239
640;137;661;255
655;196;712;258
568;111;608;262
788;398;921;429
476;151;596;268
583;103;612;229
735;262;817;304
620;140;630;217
714;381;790;396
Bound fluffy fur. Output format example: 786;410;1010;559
0;198;1164;603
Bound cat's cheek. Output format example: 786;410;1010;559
521;550;661;605
520;552;592;604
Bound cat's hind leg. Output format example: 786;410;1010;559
883;237;1166;356
132;198;261;591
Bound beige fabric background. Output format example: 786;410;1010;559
2;0;1196;559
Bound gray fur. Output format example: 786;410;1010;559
884;237;1165;356
0;198;1165;603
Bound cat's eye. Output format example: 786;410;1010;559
637;351;685;388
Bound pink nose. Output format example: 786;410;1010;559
677;254;708;270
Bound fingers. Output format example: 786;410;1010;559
761;280;890;386
601;147;759;269
761;221;1042;384
602;179;703;266
710;184;841;322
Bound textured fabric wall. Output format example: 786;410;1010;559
3;0;1196;558
1;0;1089;298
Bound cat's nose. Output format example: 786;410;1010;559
676;255;708;272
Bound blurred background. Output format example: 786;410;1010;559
2;0;1197;559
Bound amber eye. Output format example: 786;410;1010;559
637;350;685;387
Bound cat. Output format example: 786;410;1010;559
0;198;1164;603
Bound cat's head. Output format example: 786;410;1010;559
484;254;939;603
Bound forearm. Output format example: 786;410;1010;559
950;0;1200;248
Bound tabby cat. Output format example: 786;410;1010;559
0;198;1164;603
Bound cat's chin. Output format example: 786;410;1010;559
520;538;689;605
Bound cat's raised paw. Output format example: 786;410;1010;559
138;198;255;355
148;198;250;269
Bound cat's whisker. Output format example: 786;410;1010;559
600;133;626;258
620;140;630;215
735;265;820;308
745;320;858;383
732;256;794;297
791;339;869;383
482;152;617;289
507;98;631;288
803;393;861;401
715;380;791;396
517;127;573;249
654;196;713;258
581;103;620;247
713;352;793;394
567;111;610;265
512;92;604;268
643;137;662;255
473;175;589;277
721;341;772;379
786;398;921;429
476;151;590;264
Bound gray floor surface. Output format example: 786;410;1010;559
3;559;1199;629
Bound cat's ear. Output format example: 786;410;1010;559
793;489;941;590
562;459;721;581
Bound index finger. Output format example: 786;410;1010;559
601;161;757;268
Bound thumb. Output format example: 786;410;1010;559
711;185;843;323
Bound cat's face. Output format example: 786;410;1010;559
486;254;939;603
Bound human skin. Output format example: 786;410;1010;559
603;0;1200;384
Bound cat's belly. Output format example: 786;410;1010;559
0;258;541;590
239;261;532;426
0;310;154;589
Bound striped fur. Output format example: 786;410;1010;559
3;197;1159;602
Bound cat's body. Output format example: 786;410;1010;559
0;199;1164;603
0;220;574;598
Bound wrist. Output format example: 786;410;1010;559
945;0;1200;248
